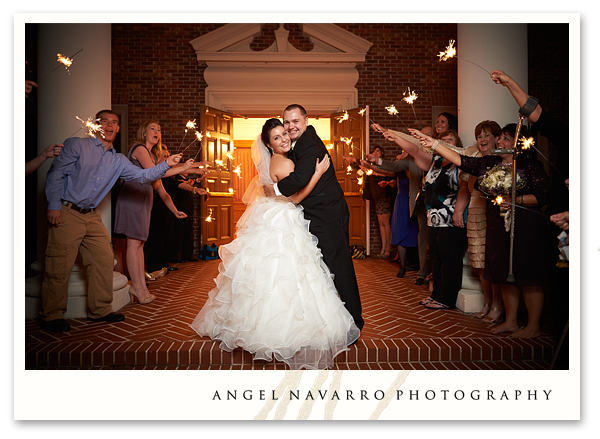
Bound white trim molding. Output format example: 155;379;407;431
190;24;373;116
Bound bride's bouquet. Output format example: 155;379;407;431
477;164;526;231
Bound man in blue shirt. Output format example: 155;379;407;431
41;109;187;332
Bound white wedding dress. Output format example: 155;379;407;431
190;135;359;369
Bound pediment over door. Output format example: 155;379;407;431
190;24;373;116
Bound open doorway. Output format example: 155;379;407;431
231;117;331;225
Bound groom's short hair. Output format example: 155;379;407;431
283;104;307;117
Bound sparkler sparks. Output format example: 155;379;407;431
57;53;74;71
385;104;408;128
358;108;367;116
233;164;242;178
177;119;197;153
205;208;214;222
519;136;535;150
402;87;420;128
402;87;418;105
336;111;350;123
437;39;490;74
438;39;457;62
385;105;399;116
37;48;83;82
69;116;103;139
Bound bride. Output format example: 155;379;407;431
190;118;360;370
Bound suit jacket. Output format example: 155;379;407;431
277;125;348;226
378;156;423;218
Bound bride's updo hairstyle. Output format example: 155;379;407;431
261;118;284;155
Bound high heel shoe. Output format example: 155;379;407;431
129;287;156;305
481;307;504;324
396;266;406;278
380;250;392;260
475;303;491;319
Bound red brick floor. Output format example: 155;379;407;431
25;257;557;370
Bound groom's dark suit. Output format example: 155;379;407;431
277;126;363;330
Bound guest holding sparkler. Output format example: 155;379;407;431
113;120;193;305
25;143;63;176
351;146;395;259
408;124;551;338
41;110;188;332
371;124;467;309
491;69;569;360
371;151;419;278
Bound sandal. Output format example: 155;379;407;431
419;296;434;305
475;303;491;319
424;300;450;310
482;307;504;324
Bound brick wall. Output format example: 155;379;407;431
110;22;568;256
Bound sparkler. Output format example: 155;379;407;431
177;120;197;153
518;135;567;181
37;49;83;82
438;39;491;75
191;131;212;161
492;195;551;220
385;104;409;129
182;130;204;152
358;108;367;116
402;87;420;128
233;164;242;178
336;111;350;123
205;208;214;222
67;116;103;139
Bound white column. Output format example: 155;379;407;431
26;23;130;318
455;23;528;312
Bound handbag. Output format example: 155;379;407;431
350;244;366;259
199;244;220;260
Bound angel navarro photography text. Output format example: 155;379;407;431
212;389;553;402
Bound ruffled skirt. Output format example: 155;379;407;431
190;196;360;370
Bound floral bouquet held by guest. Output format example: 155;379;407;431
478;163;526;231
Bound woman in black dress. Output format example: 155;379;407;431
409;124;551;339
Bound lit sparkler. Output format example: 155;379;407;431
346;165;353;175
326;143;334;151
492;194;550;220
68;116;103;139
385;104;408;128
402;87;420;128
519;136;534;150
215;159;224;168
336;111;350;123
233;164;242;178
228;188;235;194
182;131;204;152
358;108;367;116
177;119;197;153
37;49;83;82
226;146;236;161
520;136;567;181
438;39;491;74
205;208;214;222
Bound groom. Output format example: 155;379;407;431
268;104;363;331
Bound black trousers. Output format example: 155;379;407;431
428;226;467;308
310;214;364;330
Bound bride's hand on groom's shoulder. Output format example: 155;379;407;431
315;154;330;176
